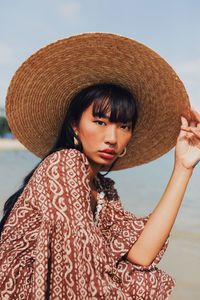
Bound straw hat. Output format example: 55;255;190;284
6;32;191;171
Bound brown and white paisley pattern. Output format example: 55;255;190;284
0;148;175;299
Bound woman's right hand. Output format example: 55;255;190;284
174;107;200;170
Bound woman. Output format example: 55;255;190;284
0;33;200;299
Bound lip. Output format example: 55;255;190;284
98;148;117;160
99;148;116;154
99;152;115;159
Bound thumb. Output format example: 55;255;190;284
181;116;188;127
178;116;188;139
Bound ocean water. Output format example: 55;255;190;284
0;149;200;225
0;149;200;299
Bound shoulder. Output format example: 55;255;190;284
27;149;91;220
35;148;90;179
47;148;89;164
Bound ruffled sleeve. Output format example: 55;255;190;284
30;148;93;298
98;176;169;271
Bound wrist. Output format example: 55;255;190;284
173;161;193;177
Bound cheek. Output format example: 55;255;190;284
122;132;132;146
79;121;101;143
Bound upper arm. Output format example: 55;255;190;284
32;149;91;222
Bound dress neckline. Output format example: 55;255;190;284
91;174;105;225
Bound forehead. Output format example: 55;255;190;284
81;102;109;116
83;103;133;124
81;95;135;126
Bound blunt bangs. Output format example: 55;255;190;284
67;83;138;131
91;84;138;129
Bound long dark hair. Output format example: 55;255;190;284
0;83;138;233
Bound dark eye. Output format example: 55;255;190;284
95;120;106;126
121;124;131;130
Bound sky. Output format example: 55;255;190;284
0;0;200;111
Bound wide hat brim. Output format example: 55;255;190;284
6;32;190;171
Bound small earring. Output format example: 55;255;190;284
74;132;79;146
117;147;127;157
74;137;79;145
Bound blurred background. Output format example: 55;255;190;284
0;1;200;299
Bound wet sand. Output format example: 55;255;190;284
159;230;200;300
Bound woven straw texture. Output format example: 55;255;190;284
6;33;191;171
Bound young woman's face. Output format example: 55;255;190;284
73;102;133;171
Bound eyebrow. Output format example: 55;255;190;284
93;113;132;124
93;112;110;119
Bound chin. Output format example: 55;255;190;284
87;152;116;167
98;159;117;171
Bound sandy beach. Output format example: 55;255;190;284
159;230;200;300
0;139;26;151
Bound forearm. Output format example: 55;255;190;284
127;163;193;266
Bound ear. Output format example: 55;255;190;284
72;122;79;135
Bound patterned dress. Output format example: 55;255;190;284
0;149;175;299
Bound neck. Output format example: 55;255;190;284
87;158;102;182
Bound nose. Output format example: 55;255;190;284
104;125;117;145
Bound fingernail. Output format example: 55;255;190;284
181;116;185;122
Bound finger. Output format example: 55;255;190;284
190;127;200;138
181;116;188;126
181;112;199;129
190;107;200;122
181;125;200;134
180;127;200;142
190;120;196;127
180;127;190;132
